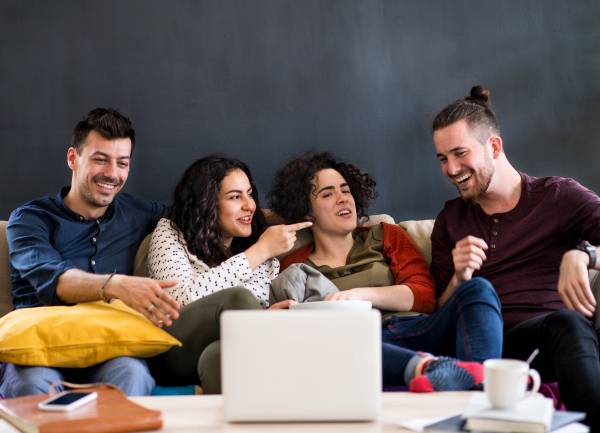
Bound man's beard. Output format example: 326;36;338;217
78;175;122;208
457;154;494;207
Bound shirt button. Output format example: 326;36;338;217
491;245;496;249
92;238;96;242
79;216;84;221
92;261;96;265
494;218;499;223
96;220;100;224
493;231;497;236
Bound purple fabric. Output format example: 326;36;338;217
539;382;565;411
430;172;600;329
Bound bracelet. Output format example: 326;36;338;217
100;270;117;303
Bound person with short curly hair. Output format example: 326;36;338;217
147;154;310;394
268;152;503;392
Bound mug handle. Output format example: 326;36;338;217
525;368;541;397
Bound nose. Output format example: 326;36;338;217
242;195;255;212
104;160;119;180
335;189;348;204
447;157;462;176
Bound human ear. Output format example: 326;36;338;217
67;147;77;170
489;136;503;158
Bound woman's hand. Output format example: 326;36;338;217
324;288;366;302
245;222;312;270
268;300;299;310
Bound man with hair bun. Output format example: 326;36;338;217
431;86;600;429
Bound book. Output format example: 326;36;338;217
461;392;554;433
0;387;162;433
425;411;587;432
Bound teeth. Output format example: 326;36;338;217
455;172;472;183
96;182;115;189
337;210;350;216
240;217;250;221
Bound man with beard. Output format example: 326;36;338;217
3;108;180;398
431;86;600;429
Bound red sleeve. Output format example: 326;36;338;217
280;243;314;271
381;222;436;314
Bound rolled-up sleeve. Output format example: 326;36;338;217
7;211;76;306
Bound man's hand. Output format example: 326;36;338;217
452;236;488;284
324;288;365;302
268;300;298;310
106;275;180;327
558;249;596;317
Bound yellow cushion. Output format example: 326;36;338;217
0;300;181;368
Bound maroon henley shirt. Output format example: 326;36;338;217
430;172;600;329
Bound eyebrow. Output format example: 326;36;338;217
436;147;466;158
91;151;131;161
316;183;349;195
224;188;252;195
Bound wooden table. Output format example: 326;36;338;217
0;391;474;432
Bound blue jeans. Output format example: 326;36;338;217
382;277;503;387
0;357;155;398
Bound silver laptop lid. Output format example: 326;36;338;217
221;309;382;422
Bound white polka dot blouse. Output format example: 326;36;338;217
147;218;279;309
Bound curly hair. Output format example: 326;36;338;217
168;154;267;267
267;152;378;224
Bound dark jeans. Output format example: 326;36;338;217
147;287;262;394
503;310;600;431
382;277;503;387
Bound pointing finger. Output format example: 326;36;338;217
286;221;313;231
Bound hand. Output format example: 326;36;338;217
106;275;180;328
268;300;298;310
452;236;488;284
255;221;313;259
558;250;596;317
324;289;365;301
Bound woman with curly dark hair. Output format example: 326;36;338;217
268;152;503;393
147;154;310;394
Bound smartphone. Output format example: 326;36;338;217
37;391;98;411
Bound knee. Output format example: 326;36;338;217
198;340;221;394
453;278;501;311
221;287;262;310
101;357;155;396
1;364;60;398
543;310;596;340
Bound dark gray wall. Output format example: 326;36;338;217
1;0;599;222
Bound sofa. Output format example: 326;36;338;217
1;216;600;402
2;215;600;324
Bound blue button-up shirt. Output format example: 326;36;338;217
7;187;168;309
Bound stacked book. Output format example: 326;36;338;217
460;393;585;433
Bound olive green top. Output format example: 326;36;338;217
306;224;421;321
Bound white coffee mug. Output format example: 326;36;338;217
483;359;541;410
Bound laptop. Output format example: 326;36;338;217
221;309;382;422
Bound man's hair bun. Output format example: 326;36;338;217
466;85;491;108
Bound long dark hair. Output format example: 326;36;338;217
168;154;267;267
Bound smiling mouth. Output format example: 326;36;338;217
95;181;116;190
454;172;473;185
238;216;252;223
337;210;351;216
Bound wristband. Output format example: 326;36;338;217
576;241;597;270
100;270;117;303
